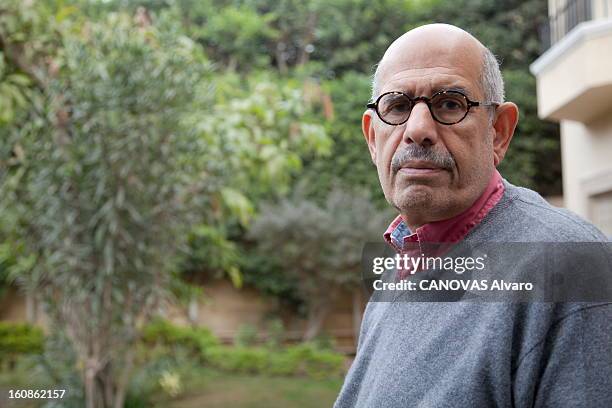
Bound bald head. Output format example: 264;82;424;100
371;24;504;106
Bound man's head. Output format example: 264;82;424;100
363;24;519;230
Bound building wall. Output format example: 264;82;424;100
532;5;612;235
533;23;612;122
561;118;612;233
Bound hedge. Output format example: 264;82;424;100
206;343;345;379
0;322;44;362
141;319;219;355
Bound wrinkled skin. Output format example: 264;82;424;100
363;24;519;231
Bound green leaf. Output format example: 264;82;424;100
220;187;254;227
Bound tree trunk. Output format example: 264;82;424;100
187;295;199;324
85;361;97;408
113;349;134;408
276;41;288;74
303;301;329;341
297;12;317;66
101;364;114;408
25;292;36;323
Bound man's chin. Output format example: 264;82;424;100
392;185;437;213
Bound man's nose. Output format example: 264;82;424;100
402;102;439;147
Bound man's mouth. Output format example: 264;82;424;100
397;160;445;175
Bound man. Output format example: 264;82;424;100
334;24;611;407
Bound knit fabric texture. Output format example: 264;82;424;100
333;180;612;408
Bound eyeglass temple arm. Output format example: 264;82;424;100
470;101;499;107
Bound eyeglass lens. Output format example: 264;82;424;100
378;92;469;125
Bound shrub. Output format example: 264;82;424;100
234;324;258;347
206;346;268;373
0;322;44;363
205;343;345;379
141;319;219;357
310;332;336;351
264;318;285;349
283;343;345;379
267;351;299;376
138;320;345;379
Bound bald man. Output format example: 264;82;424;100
334;24;612;408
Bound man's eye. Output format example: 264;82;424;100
437;98;463;111
386;102;411;113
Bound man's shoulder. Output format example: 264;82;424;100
470;180;608;242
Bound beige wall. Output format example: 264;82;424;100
533;20;612;122
561;118;612;234
170;280;364;352
0;287;28;322
531;11;612;235
1;280;366;353
592;0;612;19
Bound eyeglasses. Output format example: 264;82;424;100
366;90;498;125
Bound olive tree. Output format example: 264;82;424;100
249;187;391;341
1;10;214;407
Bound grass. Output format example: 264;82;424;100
153;368;343;408
0;358;345;408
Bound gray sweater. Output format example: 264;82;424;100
334;181;612;408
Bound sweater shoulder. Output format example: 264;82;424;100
468;180;607;242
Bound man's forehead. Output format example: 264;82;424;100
380;69;476;97
376;25;485;95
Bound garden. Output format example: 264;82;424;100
0;0;559;406
0;320;345;407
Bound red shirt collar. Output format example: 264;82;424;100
384;170;505;253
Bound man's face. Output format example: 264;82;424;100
364;34;497;227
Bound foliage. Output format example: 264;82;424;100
234;324;259;347
84;0;560;198
0;51;31;126
0;241;14;299
240;248;303;310
1;4;215;406
177;0;560;195
300;71;386;205
158;370;182;397
141;319;220;355
206;343;345;379
182;225;244;287
416;0;548;70
0;2;563;405
206;72;332;202
134;365;343;408
249;186;391;339
139;320;343;380
179;72;332;283
186;4;277;71
309;332;337;351
0;322;44;363
265;318;285;349
500;69;561;194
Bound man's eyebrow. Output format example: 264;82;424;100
383;85;474;98
434;85;471;96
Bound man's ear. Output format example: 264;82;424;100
363;110;377;164
492;102;519;167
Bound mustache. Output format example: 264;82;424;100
391;144;455;173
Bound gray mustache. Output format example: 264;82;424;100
391;145;455;173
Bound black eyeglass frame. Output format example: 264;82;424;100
366;89;498;126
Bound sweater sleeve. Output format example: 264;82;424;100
513;304;612;408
